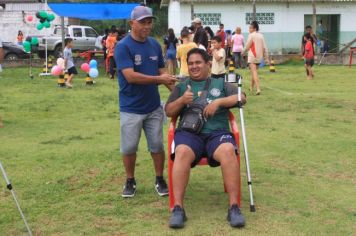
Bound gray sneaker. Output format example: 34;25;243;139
155;178;169;197
227;204;245;228
122;179;136;198
169;205;187;229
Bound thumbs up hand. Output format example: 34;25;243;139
182;85;194;105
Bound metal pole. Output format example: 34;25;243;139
0;161;33;236
45;0;48;73
61;16;65;56
312;0;317;32
237;77;256;212
252;0;256;21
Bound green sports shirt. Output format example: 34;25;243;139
166;77;238;134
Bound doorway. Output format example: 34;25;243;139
304;14;340;52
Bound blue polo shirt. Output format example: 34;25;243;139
115;34;165;114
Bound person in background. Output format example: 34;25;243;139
204;26;214;41
0;37;3;73
164;28;179;75
301;25;317;77
63;38;77;88
188;25;195;40
192;18;208;50
225;30;232;64
115;5;178;198
210;36;226;79
216;23;226;49
231;27;245;69
95;31;104;50
117;27;127;42
243;21;269;95
301;25;317;56
303;33;314;80
176;29;197;77
106;28;118;80
102;29;110;60
316;20;325;53
205;26;214;56
17;30;24;46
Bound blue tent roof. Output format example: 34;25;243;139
48;3;139;20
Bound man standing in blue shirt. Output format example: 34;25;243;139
115;5;178;198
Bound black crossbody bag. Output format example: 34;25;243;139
179;79;211;134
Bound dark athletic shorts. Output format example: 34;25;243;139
67;66;78;75
171;130;238;167
211;73;226;79
304;59;314;67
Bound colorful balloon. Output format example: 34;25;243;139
43;21;50;28
80;63;90;73
51;65;63;76
89;68;99;78
37;23;44;30
47;14;55;22
39;11;48;19
26;15;33;22
31;37;39;45
89;59;97;68
56;58;65;69
23;41;31;53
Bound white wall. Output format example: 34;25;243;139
168;1;356;52
0;3;68;43
177;2;356;33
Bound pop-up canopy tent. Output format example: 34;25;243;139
48;3;139;20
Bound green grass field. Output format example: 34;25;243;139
0;63;355;235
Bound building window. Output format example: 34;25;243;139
193;13;221;26
246;13;275;25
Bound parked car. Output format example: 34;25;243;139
2;42;30;60
36;25;99;58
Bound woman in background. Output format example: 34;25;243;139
164;28;179;75
231;27;245;69
243;21;269;95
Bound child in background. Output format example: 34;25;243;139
106;28;118;80
304;33;314;80
176;29;197;77
210;36;226;79
17;31;24;46
64;38;77;88
225;30;232;64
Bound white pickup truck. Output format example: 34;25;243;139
37;25;99;58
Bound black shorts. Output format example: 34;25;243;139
305;59;314;67
172;130;238;167
67;66;78;75
211;73;226;79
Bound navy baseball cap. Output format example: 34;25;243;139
131;6;156;21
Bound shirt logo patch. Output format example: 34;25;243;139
149;56;158;61
210;88;221;97
134;54;142;65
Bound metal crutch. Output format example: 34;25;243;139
237;76;256;212
0;160;33;236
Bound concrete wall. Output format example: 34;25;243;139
169;1;356;53
0;3;68;43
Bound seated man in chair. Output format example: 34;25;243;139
165;48;246;229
